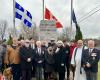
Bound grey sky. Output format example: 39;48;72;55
0;0;100;38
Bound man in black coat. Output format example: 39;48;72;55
82;40;100;80
54;40;67;80
34;41;46;80
20;39;34;80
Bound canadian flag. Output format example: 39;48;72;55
45;8;63;28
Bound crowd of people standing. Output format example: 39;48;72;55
0;38;100;80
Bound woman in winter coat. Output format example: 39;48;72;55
44;46;55;80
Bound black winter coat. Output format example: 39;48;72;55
82;48;100;73
54;47;67;73
44;52;55;72
20;46;34;70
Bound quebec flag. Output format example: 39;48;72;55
15;2;32;27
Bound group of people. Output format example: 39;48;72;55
71;40;100;80
0;38;100;80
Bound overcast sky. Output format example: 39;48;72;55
0;0;100;38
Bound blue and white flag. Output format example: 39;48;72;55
15;2;32;27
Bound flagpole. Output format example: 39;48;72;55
13;0;16;37
70;0;73;40
71;0;73;28
38;0;45;40
43;0;45;20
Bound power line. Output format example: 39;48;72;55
78;4;100;21
79;8;100;23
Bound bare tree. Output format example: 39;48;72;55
57;27;76;41
0;20;7;40
20;21;38;39
64;27;76;40
7;27;15;37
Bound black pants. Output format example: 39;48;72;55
22;70;31;80
31;65;36;77
70;65;75;79
44;72;50;80
66;64;70;78
11;64;20;80
86;71;97;80
58;72;65;80
44;72;54;80
44;72;48;80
